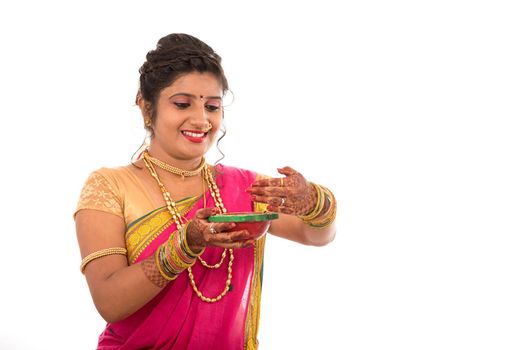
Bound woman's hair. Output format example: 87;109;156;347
137;33;229;128
132;33;229;164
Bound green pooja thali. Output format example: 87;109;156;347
208;212;279;240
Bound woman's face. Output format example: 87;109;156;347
148;72;224;162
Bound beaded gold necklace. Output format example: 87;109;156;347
142;153;234;303
144;152;206;180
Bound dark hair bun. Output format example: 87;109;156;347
137;33;229;123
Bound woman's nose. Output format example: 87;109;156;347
190;102;210;127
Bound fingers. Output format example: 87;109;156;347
195;207;220;219
277;166;298;177
267;204;295;215
251;166;297;187
213;239;256;249
204;229;254;249
206;229;247;243
250;177;284;188
247;186;287;196
209;222;236;233
249;194;286;207
251;194;296;215
247;166;309;217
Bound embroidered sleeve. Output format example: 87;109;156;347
75;171;123;217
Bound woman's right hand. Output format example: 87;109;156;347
185;207;253;251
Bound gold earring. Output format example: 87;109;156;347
144;117;152;127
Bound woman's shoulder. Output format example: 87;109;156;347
83;164;137;192
89;164;132;177
89;163;138;178
75;165;135;219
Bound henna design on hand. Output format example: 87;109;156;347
185;207;251;249
247;166;318;216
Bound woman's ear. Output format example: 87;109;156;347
137;93;154;129
136;93;150;118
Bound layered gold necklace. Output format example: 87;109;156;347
142;151;233;303
145;153;206;180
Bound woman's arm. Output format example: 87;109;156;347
268;213;336;246
76;209;165;323
247;166;337;246
76;207;253;323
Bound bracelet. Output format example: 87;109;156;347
155;228;201;281
169;232;194;266
156;246;178;281
299;184;337;228
298;183;323;221
308;186;337;228
80;247;127;274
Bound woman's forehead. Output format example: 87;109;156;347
161;72;222;97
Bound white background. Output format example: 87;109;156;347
0;1;523;349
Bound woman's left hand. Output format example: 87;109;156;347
247;166;317;216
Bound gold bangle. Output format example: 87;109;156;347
309;198;337;228
300;185;337;228
299;183;324;221
308;187;337;228
80;247;127;274
168;243;195;270
156;246;176;281
303;183;323;219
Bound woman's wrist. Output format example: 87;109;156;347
184;220;206;255
298;183;337;228
297;182;321;217
144;225;207;287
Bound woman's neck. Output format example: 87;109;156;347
147;145;204;171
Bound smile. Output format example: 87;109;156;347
181;130;208;143
182;131;206;138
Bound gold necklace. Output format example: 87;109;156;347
197;164;228;269
143;155;234;303
144;151;206;179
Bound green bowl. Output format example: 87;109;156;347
208;212;279;240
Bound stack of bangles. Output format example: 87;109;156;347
155;225;204;281
299;183;337;228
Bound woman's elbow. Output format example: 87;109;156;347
94;301;121;324
305;227;336;247
95;302;130;324
91;291;131;324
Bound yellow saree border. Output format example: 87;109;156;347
125;196;200;264
244;200;269;350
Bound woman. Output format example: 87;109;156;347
75;33;336;350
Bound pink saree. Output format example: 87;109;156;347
97;165;265;350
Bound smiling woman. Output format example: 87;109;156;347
139;73;224;162
74;33;337;350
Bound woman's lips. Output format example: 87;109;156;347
182;130;207;143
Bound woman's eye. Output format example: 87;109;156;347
205;105;221;112
205;99;222;112
174;102;190;109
